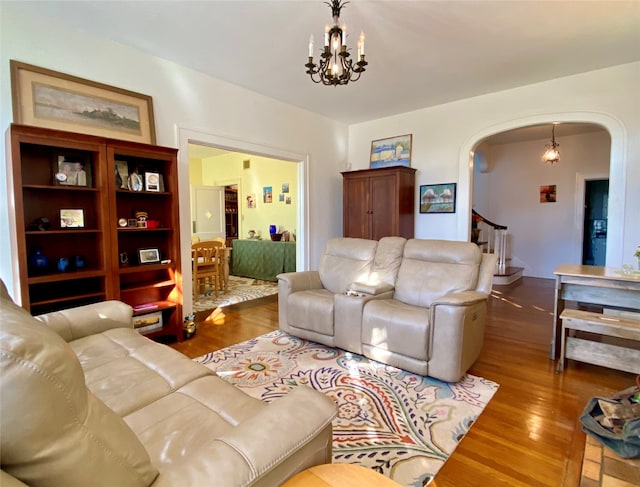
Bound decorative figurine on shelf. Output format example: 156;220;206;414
135;210;148;228
183;313;197;339
27;217;51;231
128;167;143;191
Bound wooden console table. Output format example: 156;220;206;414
552;264;640;360
231;239;296;281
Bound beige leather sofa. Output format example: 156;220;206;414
278;237;497;382
0;280;336;487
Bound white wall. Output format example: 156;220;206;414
2;4;639;301
474;131;611;278
348;62;640;270
0;4;348;300
200;153;298;240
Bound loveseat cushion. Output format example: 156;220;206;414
370;236;406;286
318;238;378;294
394;239;481;307
362;299;431;362
0;297;158;487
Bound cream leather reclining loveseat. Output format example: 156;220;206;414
278;237;497;382
0;280;337;487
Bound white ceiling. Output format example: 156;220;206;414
7;1;640;125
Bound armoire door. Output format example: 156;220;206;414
343;176;370;239
369;173;397;240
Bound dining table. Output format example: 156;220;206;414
231;239;296;281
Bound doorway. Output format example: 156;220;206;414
582;179;609;266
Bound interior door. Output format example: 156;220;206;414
191;185;225;241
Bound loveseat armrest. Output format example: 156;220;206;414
349;281;395;296
277;271;323;294
278;271;324;333
34;301;133;342
431;290;488;307
217;386;337;484
428;291;490;382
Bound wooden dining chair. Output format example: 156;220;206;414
192;241;224;301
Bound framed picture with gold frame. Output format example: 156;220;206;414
10;60;156;144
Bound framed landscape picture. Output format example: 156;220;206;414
419;183;457;214
370;134;412;169
11;60;156;144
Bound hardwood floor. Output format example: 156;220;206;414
169;277;637;487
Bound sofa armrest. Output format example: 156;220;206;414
277;271;323;294
217;386;337;482
34;301;133;342
278;271;323;334
431;290;488;307
349;281;394;296
428;292;489;382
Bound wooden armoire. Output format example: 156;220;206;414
342;166;416;240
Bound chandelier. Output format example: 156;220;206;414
305;0;367;86
542;124;560;164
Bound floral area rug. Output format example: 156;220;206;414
194;331;499;486
192;275;278;313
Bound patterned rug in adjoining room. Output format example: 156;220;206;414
192;275;278;312
195;331;499;486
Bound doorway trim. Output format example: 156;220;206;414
176;125;309;315
459;111;626;267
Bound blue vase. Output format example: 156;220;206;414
57;257;70;272
30;248;48;271
74;255;85;269
269;225;277;234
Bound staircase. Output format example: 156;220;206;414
472;210;523;285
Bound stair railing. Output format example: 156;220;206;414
472;210;508;272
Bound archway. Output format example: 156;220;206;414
458;112;626;267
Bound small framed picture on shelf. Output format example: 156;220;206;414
54;155;92;187
127;218;138;228
138;247;160;264
60;209;85;228
145;172;161;192
115;160;129;189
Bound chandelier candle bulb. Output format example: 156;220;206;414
342;23;347;46
324;26;329;46
359;31;365;55
309;35;314;57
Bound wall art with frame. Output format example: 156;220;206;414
419;183;457;214
11;60;156;144
370;134;412;169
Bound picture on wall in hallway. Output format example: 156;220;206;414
263;186;273;203
540;185;557;203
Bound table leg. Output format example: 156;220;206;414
551;275;565;360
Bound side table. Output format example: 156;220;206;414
282;464;402;487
